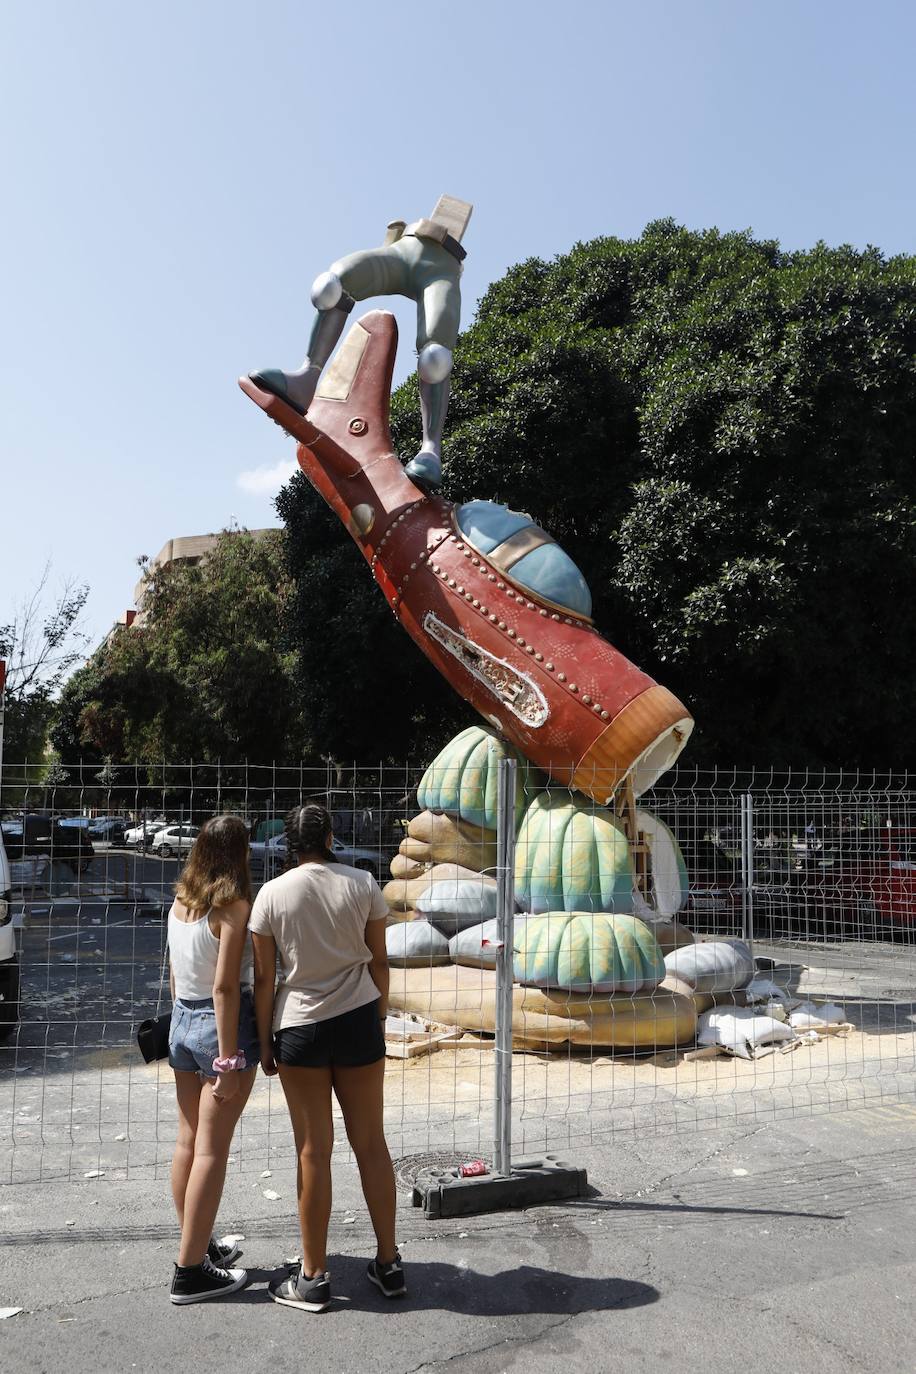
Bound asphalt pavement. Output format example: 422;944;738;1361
1;1102;915;1373
5;843;273;1055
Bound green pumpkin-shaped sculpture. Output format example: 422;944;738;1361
515;792;634;913
417;725;541;830
514;912;665;994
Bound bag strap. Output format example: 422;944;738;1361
156;909;171;1015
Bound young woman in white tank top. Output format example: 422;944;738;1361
166;814;259;1306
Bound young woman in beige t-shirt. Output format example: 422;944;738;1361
250;803;405;1311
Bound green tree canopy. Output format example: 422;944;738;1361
280;221;916;766
52;530;303;763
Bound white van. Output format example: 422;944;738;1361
0;829;19;1041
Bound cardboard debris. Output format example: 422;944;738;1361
384;1013;435;1040
384;1012;463;1059
692;996;856;1058
682;1045;722;1062
438;1034;496;1050
698;1008;795;1059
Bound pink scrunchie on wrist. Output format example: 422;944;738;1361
212;1052;247;1074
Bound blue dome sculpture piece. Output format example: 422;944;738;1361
455;500;532;553
455;500;593;619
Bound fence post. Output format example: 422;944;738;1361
412;754;587;1217
740;791;755;958
493;756;517;1178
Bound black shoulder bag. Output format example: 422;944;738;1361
136;931;171;1063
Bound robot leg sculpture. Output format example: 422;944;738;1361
402;264;462;488
404;340;453;488
249;247;408;416
248;199;471;489
248;271;356;415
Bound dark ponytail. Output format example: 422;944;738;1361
285;802;336;864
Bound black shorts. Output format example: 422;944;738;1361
273;997;385;1069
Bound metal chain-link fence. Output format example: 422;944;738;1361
1;761;913;1184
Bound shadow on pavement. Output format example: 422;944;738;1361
231;1258;659;1316
0;1185;846;1247
566;1197;842;1221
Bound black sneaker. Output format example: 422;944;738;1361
170;1254;249;1305
367;1251;407;1298
268;1265;331;1312
208;1237;242;1266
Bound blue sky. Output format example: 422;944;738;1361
2;0;914;650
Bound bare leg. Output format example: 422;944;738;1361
333;1058;397;1264
177;1069;256;1267
277;1064;334;1277
171;1070;202;1228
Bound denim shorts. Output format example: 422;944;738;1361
273;997;385;1069
169;988;260;1077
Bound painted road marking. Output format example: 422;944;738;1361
45;920;133;943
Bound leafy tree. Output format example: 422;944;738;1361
52;530;304;764
280;222;916;766
0;567;89;765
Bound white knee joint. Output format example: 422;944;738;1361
310;270;343;311
418;343;453;384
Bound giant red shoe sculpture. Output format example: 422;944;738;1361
240;311;692;803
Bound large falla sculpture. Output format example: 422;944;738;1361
241;198;692;805
241;202;754;1051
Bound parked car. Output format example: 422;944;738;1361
0;814;95;875
248;832;288;875
124;820;169;847
679;820;916;939
88;817;128;844
251;818;286;844
859;825;916;928
331;837;380;876
151;824;200;859
249;833;380;880
0;828;19;1043
674;836;740;931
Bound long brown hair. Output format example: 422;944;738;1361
175;815;252;914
